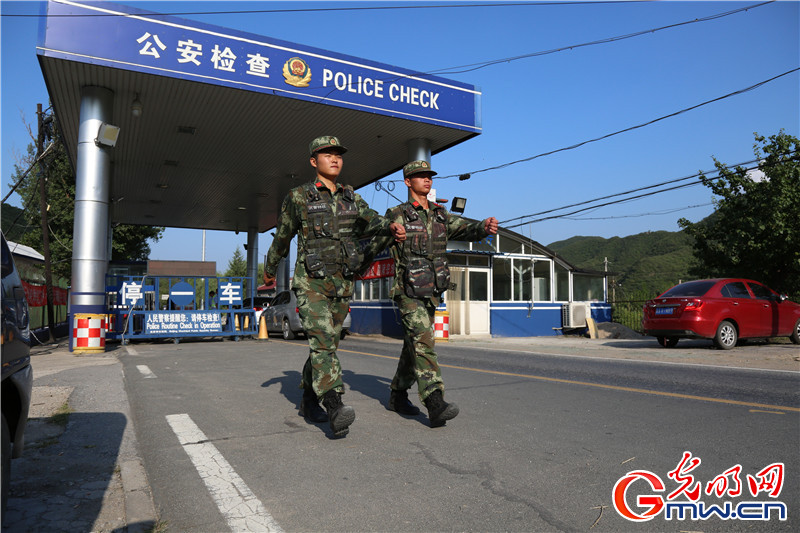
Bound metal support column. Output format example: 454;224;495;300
277;257;290;293
70;86;114;352
406;138;431;164
246;228;258;299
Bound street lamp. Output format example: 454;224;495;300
95;123;120;147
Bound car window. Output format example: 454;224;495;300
748;283;776;301
661;280;715;298
720;282;751;299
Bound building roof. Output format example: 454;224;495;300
7;240;45;263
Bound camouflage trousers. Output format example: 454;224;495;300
391;294;444;402
296;289;349;399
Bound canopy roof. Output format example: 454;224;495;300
37;0;481;233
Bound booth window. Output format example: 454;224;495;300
469;271;489;301
533;260;551;301
499;235;524;254
492;257;511;301
473;235;497;253
513;259;532;301
555;263;570;301
573;274;604;301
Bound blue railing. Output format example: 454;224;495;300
105;274;257;343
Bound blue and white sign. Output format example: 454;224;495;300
218;282;243;307
169;281;195;307
145;311;222;334
119;282;154;307
38;0;480;132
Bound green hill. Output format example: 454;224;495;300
548;230;695;300
1;203;28;242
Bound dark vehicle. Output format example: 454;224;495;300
643;278;800;349
1;232;33;515
263;290;351;340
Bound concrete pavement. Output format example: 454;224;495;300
2;331;797;532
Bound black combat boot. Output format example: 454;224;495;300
300;388;328;423
388;389;421;416
423;390;459;427
321;390;355;437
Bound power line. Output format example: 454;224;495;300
422;68;799;182
502;153;800;229
1;1;652;18
562;202;713;220
429;1;775;75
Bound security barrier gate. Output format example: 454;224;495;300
105;274;258;343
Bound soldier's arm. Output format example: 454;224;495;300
447;213;490;242
354;193;394;238
264;194;299;276
359;207;400;271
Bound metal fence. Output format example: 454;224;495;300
609;299;649;334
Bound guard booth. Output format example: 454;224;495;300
105;274;258;343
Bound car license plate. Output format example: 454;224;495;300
655;307;673;315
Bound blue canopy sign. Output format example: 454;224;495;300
38;0;481;132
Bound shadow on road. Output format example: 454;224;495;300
2;412;148;532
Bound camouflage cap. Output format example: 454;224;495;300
309;136;347;156
403;160;437;179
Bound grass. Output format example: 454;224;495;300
48;402;73;428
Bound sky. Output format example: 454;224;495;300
2;0;799;273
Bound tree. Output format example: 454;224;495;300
224;246;247;277
6;111;163;282
678;131;800;297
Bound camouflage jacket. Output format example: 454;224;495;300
265;180;392;298
365;200;488;304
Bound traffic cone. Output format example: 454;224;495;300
243;314;250;330
257;314;269;340
234;314;241;331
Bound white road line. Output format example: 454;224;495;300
165;414;283;533
136;365;156;378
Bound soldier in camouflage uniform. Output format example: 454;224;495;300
263;136;406;437
365;160;498;427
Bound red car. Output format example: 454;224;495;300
642;278;800;349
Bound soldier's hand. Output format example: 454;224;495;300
263;272;276;286
390;222;407;242
484;217;499;235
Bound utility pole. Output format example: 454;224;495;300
37;103;56;342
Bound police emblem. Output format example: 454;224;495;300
283;57;312;87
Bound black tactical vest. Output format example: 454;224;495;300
301;182;361;278
400;202;451;298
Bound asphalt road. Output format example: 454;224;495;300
118;335;799;532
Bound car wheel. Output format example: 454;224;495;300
714;320;737;350
340;329;348;340
2;413;11;516
282;318;296;340
657;336;678;348
791;318;800;345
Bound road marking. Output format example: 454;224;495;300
166;414;283;533
136;365;156;378
330;345;800;413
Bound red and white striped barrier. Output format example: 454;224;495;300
73;314;106;353
434;311;449;342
